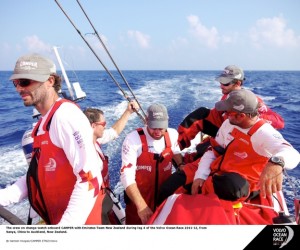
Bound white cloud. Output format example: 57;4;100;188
127;30;150;49
187;15;219;49
23;35;52;53
221;32;239;44
85;33;110;51
249;15;300;48
170;37;189;50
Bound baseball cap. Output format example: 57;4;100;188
147;103;169;129
215;89;258;114
215;65;245;84
10;53;56;82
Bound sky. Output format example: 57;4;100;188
1;0;300;71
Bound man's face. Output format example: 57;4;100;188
13;78;48;107
219;80;241;95
147;127;166;140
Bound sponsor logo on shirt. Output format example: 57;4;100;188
233;151;248;159
122;144;130;155
136;165;152;172
163;163;172;172
73;131;85;148
239;138;249;145
120;163;132;173
41;140;48;145
45;158;56;172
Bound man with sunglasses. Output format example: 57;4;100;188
157;65;285;207
83;100;139;224
178;65;284;151
1;53;105;224
189;89;300;224
149;90;299;225
120;103;182;224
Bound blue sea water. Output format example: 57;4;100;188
0;69;300;224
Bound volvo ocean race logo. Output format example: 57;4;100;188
273;226;294;248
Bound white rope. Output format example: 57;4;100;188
243;202;275;210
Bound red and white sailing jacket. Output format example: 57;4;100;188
122;128;174;224
28;99;104;224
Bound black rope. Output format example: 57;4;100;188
76;0;147;119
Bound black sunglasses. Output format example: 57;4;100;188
220;82;232;87
220;80;238;87
12;79;33;87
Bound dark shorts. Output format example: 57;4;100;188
102;193;114;225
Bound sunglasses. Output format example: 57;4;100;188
94;121;106;127
220;82;232;87
225;111;239;117
220;79;238;87
12;79;33;88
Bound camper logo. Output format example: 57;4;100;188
273;226;294;248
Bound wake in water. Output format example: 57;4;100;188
1;70;300;224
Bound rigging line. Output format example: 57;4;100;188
0;206;26;225
76;0;147;119
243;202;275;210
283;169;298;197
54;0;146;124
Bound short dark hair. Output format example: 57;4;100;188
52;74;62;93
83;108;104;124
232;79;244;86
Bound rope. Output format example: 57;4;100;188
54;0;146;124
0;206;26;225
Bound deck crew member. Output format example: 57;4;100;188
83;100;139;224
158;65;285;205
120;103;182;224
191;89;300;224
0;53;104;224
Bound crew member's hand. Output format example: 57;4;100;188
137;205;153;224
258;163;283;198
128;100;139;113
191;178;205;195
177;163;185;171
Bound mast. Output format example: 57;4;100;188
53;46;75;100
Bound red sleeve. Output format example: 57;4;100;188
256;96;285;130
177;107;223;150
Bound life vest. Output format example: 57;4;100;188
27;99;103;224
125;128;173;224
96;141;109;188
202;120;268;197
95;143;126;225
148;121;283;225
177;92;284;151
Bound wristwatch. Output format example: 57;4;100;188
268;156;285;168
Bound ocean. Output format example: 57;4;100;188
0;69;300;224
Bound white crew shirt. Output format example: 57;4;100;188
121;127;181;189
0;100;104;225
194;118;300;180
97;128;118;145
